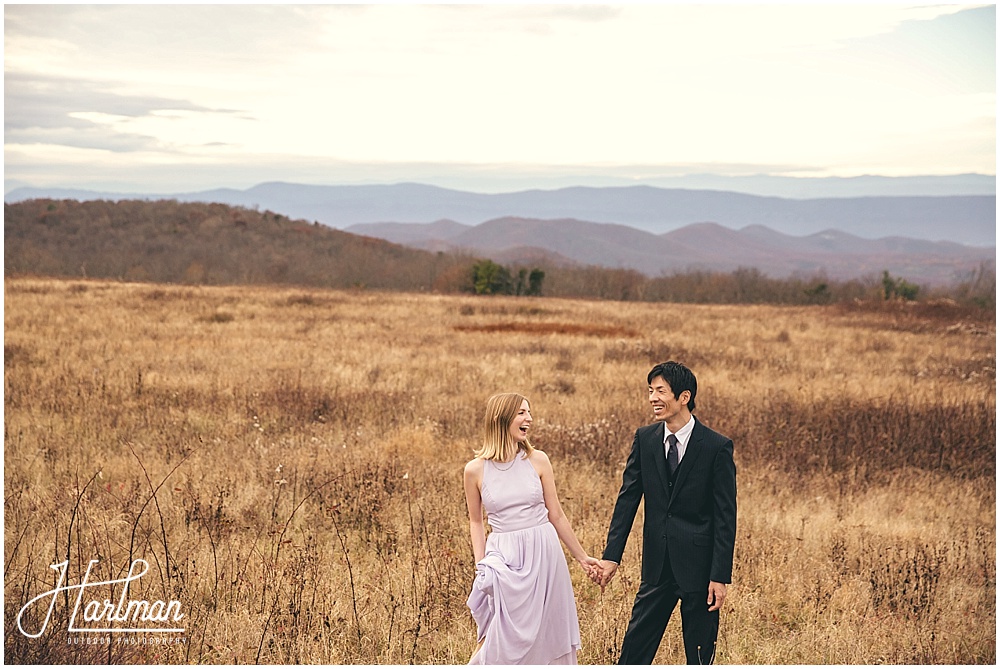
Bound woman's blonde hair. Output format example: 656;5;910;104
475;393;534;462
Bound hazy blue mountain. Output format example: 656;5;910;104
625;173;996;198
6;181;995;246
347;219;471;245
349;216;994;286
419;172;997;197
6;172;994;199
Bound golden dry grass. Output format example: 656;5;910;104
4;277;995;664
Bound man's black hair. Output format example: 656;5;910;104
647;361;697;412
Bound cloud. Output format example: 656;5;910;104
3;4;993;190
547;5;622;23
5;73;243;127
3;5;331;70
853;5;996;95
7;129;161;154
4;73;249;153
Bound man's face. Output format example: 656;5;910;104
648;375;688;422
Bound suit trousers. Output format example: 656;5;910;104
618;561;719;665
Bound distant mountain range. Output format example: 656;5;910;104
5;181;995;247
346;217;995;286
5;181;993;285
6;172;996;200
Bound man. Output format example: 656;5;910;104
594;361;737;664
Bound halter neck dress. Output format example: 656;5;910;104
467;452;581;665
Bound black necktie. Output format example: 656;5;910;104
667;434;679;476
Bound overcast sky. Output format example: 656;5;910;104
4;3;996;194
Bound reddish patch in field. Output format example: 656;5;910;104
453;321;639;337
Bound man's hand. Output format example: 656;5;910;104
707;581;727;611
592;559;619;592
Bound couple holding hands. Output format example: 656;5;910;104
463;361;738;665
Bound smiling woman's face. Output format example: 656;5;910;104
507;399;532;444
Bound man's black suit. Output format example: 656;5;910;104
603;418;737;664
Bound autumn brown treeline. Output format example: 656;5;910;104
5;198;995;309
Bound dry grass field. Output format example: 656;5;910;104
4;276;995;664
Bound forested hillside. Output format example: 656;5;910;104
4;199;472;291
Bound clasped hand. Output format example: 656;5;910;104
580;558;618;592
578;555;601;582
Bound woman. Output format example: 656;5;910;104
464;392;600;665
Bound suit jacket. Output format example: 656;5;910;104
603;417;737;592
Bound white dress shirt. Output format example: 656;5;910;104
664;415;695;464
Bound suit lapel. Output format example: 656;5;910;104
649;421;670;494
668;419;705;507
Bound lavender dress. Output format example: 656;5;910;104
467;453;582;665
